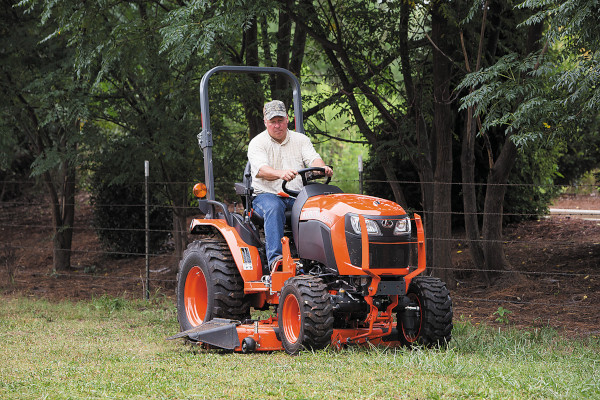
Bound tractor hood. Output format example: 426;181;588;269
291;186;413;275
300;193;407;227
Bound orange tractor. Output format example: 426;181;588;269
168;66;453;354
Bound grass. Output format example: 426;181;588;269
1;296;599;399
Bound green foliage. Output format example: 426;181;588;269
493;306;512;324
322;141;366;194
504;141;564;222
458;0;600;223
159;1;270;66
305;87;368;193
460;0;600;146
90;180;172;258
90;148;172;258
9;0;600;279
518;0;600;112
553;117;600;186
1;0;92;176
459;52;567;141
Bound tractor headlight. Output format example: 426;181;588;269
350;215;382;236
394;217;411;235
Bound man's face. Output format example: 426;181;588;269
265;116;288;143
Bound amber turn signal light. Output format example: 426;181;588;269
193;182;207;198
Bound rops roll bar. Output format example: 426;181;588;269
197;66;304;201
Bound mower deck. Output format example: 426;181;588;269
168;317;402;353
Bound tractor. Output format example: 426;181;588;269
168;66;453;355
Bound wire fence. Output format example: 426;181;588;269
1;178;599;332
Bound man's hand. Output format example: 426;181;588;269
311;165;333;178
279;169;298;182
310;159;333;178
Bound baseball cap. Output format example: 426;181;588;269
263;100;287;120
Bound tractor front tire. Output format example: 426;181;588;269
176;239;250;332
397;276;453;347
278;276;334;355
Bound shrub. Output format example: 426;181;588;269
90;171;172;258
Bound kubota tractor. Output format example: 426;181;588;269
168;66;453;355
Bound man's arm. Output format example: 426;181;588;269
249;134;298;182
256;165;298;182
257;160;331;181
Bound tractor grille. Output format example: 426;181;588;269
345;235;411;269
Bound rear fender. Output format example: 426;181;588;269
189;218;263;282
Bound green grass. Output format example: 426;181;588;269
1;296;598;399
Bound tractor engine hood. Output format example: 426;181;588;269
292;190;413;275
300;193;407;227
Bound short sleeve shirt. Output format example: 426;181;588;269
248;129;322;194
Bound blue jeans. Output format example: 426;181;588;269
252;193;295;269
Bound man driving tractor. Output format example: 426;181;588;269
247;100;333;273
174;67;452;354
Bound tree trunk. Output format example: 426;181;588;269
399;0;435;265
430;3;454;284
289;23;306;78
381;161;407;208
274;9;292;103
482;137;517;274
461;109;488;282
46;160;76;271
417;166;435;272
241;18;264;140
459;3;489;284
479;21;542;278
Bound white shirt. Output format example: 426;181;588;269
248;129;321;194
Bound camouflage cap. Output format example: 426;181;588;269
263;100;287;120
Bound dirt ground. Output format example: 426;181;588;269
1;193;599;336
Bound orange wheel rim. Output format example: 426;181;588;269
184;266;208;326
402;293;422;343
282;294;301;344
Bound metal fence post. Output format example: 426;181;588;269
144;160;150;300
358;155;363;195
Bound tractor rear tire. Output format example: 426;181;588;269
397;276;453;347
176;239;250;332
278;276;334;355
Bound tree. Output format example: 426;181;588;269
25;0;253;265
521;0;600;117
24;0;316;267
458;0;598;279
1;0;91;271
159;1;310;138
278;0;464;282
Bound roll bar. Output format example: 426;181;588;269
197;66;304;201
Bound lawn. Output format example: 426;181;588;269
1;295;598;399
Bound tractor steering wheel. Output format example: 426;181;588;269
282;167;332;197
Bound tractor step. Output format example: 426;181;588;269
167;318;241;350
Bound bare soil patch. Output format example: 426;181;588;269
552;193;600;210
2;193;599;336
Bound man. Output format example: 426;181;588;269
248;100;333;273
